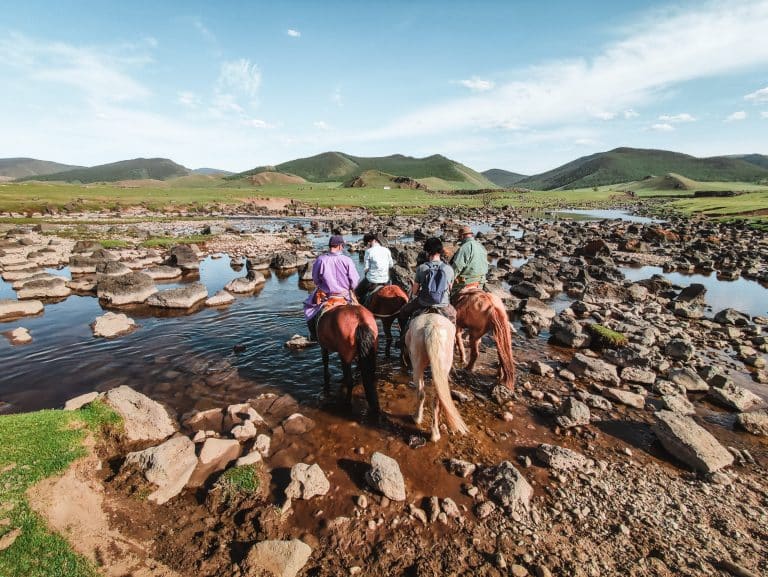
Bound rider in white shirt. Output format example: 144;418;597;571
355;233;394;301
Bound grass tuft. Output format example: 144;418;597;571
588;323;629;348
215;464;261;500
77;399;123;436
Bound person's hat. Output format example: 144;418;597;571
329;234;345;247
458;225;473;236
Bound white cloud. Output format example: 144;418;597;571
651;123;675;132
744;86;768;102
623;109;639;119
575;137;599;146
457;78;495;92
313;120;330;130
761;111;768;119
218;59;261;98
178;91;199;108
364;1;768;141
659;113;696;123
242;118;273;129
725;110;747;121
593;111;617;120
209;93;244;116
287;29;301;38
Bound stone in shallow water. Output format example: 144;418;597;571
225;274;265;294
0;299;43;321
205;290;235;307
91;312;137;338
143;265;182;280
2;327;32;345
146;282;208;309
97;272;157;305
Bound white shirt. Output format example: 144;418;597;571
364;242;393;284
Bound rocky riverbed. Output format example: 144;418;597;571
1;204;767;577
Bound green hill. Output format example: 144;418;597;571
17;158;190;183
518;147;768;190
631;173;699;191
230;152;498;189
482;168;528;187
730;154;768;170
0;158;84;179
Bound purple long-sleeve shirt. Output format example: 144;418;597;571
303;251;360;320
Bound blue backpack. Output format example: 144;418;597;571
421;262;449;305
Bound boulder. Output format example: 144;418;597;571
285;463;330;500
652;410;733;473
97;272;157;305
16;277;71;299
736;410;768;436
620;367;656;385
708;382;763;412
668;367;709;392
282;413;315;435
270;252;305;270
104;385;176;442
665;339;695;361
3;326;32;345
714;308;751;326
676;283;707;304
64;392;100;411
91;312;137;338
146;282;208;308
568;353;620;385
285;335;314;349
205;290;235;306
143;265;182;280
95;261;132;277
188;438;242;487
166;245;200;272
661;394;696;415
244;540;312;577
604;388;646;409
183;408;224;433
477;461;533;514
510;281;550;300
69;255;105;274
225;275;265;294
536;444;589;471
549;316;590;348
124;436;198;504
366;452;406;501
556;397;591;428
0;299;44;321
231;420;258;441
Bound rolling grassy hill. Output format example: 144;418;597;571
0;158;84;179
482;168;528;187
16;158;190;183
518;147;768;190
230;152;498;189
730;154;768;170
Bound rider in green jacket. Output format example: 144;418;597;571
450;225;488;297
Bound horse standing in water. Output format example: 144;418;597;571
364;284;408;356
453;289;516;390
316;302;381;418
405;313;468;442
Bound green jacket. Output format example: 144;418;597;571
451;237;488;285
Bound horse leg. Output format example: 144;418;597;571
322;348;331;391
466;335;481;372
342;362;354;405
383;317;393;357
431;385;441;442
455;327;467;366
412;356;426;425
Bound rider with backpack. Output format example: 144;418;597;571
398;237;456;340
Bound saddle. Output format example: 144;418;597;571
362;283;386;307
413;305;452;322
316;295;349;325
451;283;484;306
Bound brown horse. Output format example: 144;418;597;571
453;289;516;389
316;303;381;417
365;284;409;356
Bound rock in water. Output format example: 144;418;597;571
91;312;137;338
104;385;176;442
285;463;330;500
166;244;200;272
146;282;208;308
205;290;235;307
17;276;71;299
245;539;312;577
124;436;197;504
477;461;533;515
97;272;157;305
3;327;32;345
225;274;265;294
285;335;314;349
366;452;406;501
652;410;734;473
0;298;44;321
143;265;182;280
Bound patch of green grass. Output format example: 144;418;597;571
139;234;210;248
215;464;261;500
99;239;132;249
588;324;629;348
77;399;123;436
0;409;102;577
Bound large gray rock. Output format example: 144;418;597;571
652;410;734;473
620;366;656;385
536;444;589;471
16;276;71;299
124;436;197;504
97;272;157;305
736;410;768;436
556;397;591;428
477;461;533;514
668;367;709;392
714;308;751;326
146;282;208;308
285;463;330;500
95;260;132;277
245;539;312;577
604;388;646;409
0;299;43;321
708;382;763;412
665;339;695;361
188;438;241;487
166;245;200;272
568;353;620;385
661;394;696;415
91;312;137;338
205;290;235;306
143;265;182;280
366;452;406;501
225;274;265;294
104;385;176;442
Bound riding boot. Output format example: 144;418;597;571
307;317;318;342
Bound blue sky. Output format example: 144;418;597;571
1;0;767;174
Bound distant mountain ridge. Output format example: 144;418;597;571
481;168;528;187
0;158;84;179
517;147;768;190
17;158;190;183
230;151;498;189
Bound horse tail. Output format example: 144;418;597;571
355;322;380;414
487;293;516;390
425;319;468;435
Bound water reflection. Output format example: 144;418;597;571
551;209;663;224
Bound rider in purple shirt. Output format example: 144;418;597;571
304;234;360;340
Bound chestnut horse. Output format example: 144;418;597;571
453;289;516;389
365;284;409;356
316;303;381;417
405;313;469;442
